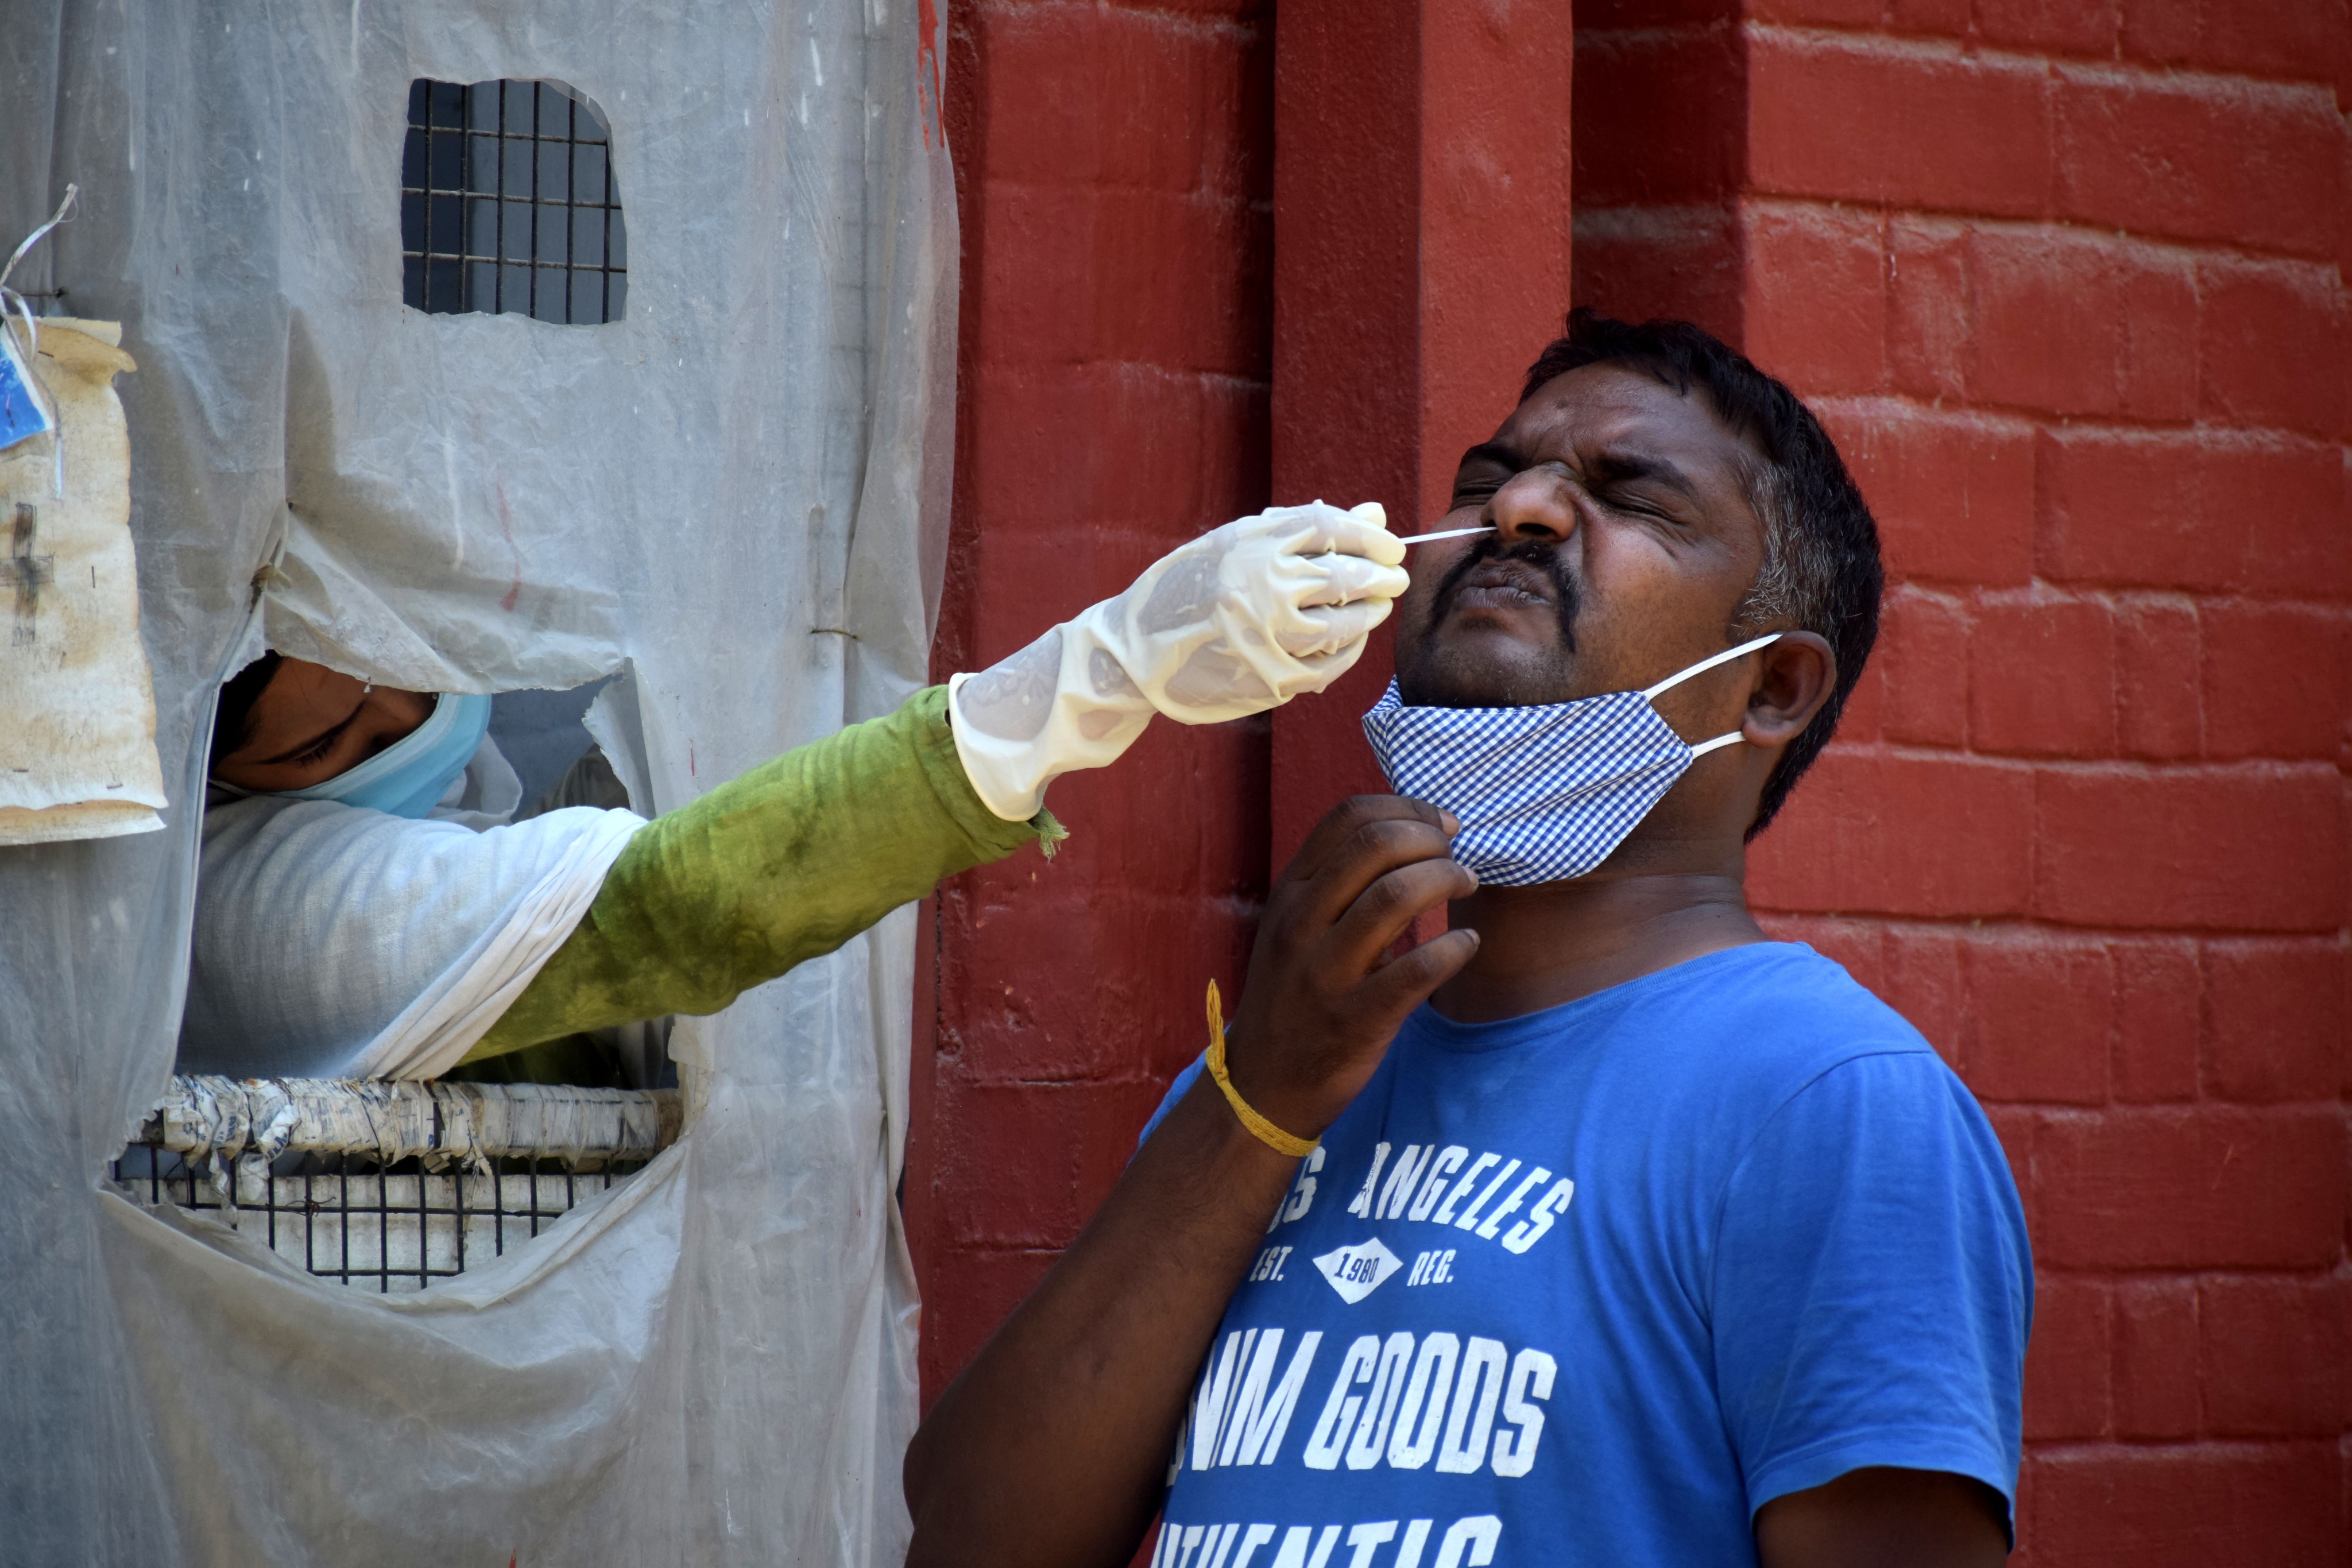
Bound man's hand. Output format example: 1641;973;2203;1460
903;796;1472;1568
1224;796;1481;1139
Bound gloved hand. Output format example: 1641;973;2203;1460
950;501;1411;820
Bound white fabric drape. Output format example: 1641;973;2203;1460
184;793;647;1081
0;2;956;1561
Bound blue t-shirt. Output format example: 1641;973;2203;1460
1136;943;2030;1568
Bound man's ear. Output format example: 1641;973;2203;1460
1740;630;1837;747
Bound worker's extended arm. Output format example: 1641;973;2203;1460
468;499;1411;1063
466;685;1041;1059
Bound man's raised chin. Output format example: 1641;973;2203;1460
1396;612;1583;708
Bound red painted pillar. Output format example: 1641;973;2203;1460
910;0;1279;1403
1266;0;1575;870
911;0;1572;1414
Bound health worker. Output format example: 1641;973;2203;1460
181;502;1407;1084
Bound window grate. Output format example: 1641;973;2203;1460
401;78;628;324
113;1146;642;1294
111;1077;679;1294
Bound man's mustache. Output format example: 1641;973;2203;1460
1428;535;1583;652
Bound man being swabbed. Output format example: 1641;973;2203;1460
904;311;2032;1568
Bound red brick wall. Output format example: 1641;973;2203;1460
1579;0;2350;1559
916;0;2349;1557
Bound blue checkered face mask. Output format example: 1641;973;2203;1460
1362;632;1782;887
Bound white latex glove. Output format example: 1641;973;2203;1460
950;501;1410;820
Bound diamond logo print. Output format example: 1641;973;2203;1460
1312;1237;1403;1304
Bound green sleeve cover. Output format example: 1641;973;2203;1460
464;685;1050;1061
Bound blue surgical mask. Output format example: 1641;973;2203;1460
1362;633;1781;887
272;691;493;819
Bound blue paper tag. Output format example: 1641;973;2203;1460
0;328;54;452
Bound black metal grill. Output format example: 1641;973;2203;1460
113;1145;645;1294
114;1076;679;1293
401;78;629;324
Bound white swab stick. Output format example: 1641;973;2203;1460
1312;524;1492;559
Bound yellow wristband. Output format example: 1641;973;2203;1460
1202;979;1318;1159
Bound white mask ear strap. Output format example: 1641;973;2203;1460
1641;632;1782;701
1688;730;1747;758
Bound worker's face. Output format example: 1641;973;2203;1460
1392;364;1771;726
209;658;434;792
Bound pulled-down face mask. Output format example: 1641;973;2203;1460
1362;632;1781;887
268;691;494;819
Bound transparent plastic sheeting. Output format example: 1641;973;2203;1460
0;2;954;1561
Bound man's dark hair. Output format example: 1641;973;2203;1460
1522;308;1882;836
208;652;283;769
